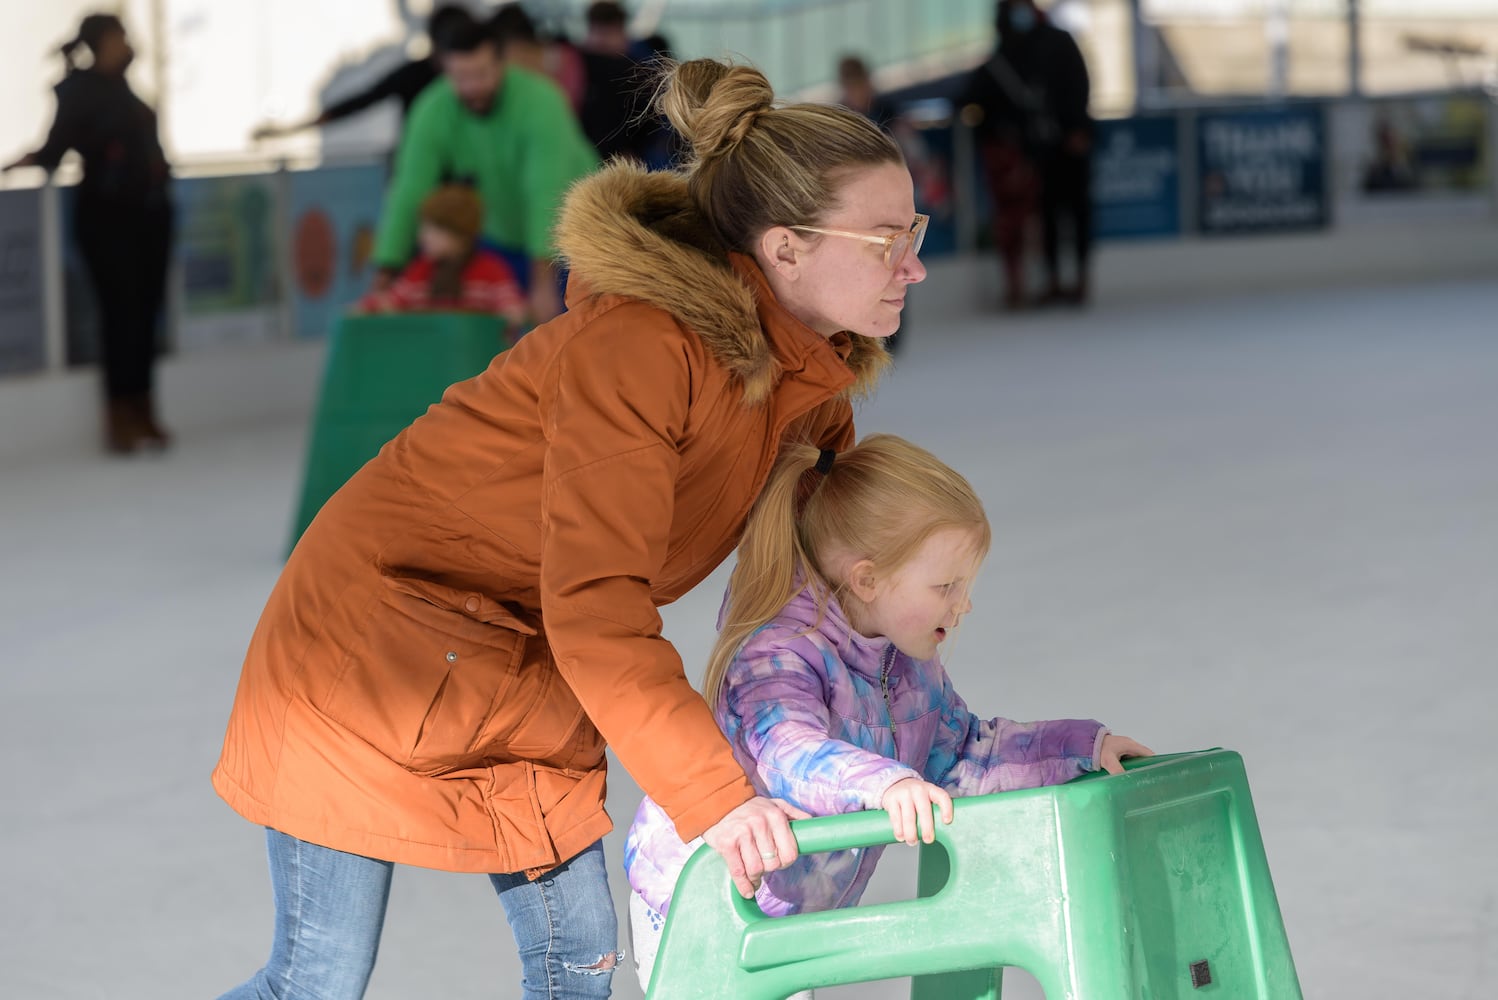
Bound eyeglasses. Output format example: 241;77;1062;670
789;213;929;270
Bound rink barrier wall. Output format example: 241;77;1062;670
3;208;1494;466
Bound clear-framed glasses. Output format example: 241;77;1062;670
788;213;930;270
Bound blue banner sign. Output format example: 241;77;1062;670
1197;106;1328;234
1093;116;1181;239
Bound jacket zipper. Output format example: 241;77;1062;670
879;643;898;760
830;643;899;912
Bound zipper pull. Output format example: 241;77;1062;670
880;644;899;753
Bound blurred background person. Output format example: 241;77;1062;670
250;4;477;145
835;53;949;215
579;0;657;62
487;2;588;114
355;183;526;327
836;54;899;130
1362;114;1418;193
1031;3;1095;307
960;0;1093;309
370;18;598;324
3;12;175;454
575;1;670;166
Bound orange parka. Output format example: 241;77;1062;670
212;163;888;876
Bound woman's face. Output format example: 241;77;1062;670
761;162;927;340
94;30;135;74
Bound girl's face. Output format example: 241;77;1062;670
848;528;983;662
761;162;927;341
418;222;467;261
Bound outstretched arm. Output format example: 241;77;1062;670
371;96;445;269
21;84;87;174
925;667;1108;795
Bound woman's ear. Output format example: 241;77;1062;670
845;558;880;604
758;225;802;280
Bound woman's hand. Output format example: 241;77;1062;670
1097;734;1153;775
701;796;809;899
881;778;953;847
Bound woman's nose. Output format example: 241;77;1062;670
900;250;928;284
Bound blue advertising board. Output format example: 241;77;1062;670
175;172;281;348
1197;106;1328;234
1093;116;1181;239
0;188;47;376
287;163;387;339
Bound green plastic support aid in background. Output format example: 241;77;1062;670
287;312;509;553
646;748;1301;999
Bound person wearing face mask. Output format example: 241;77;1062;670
4;13;174;453
959;0;1094;309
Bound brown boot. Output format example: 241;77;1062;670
104;397;145;454
135;392;172;449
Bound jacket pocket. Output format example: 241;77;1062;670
318;576;533;775
475;640;604;770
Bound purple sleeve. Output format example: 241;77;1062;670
923;667;1105;796
723;638;919;815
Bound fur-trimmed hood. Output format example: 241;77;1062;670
555;161;888;404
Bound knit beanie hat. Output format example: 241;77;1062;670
420;184;484;245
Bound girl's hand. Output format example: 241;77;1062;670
881;778;953;846
1097;734;1154;775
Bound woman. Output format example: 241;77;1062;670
212;56;927;999
3;14;174;452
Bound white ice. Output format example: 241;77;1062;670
2;277;1495;999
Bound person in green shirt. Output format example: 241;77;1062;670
372;20;599;323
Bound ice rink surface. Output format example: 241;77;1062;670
3;277;1495;999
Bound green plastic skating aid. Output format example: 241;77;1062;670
288;312;510;552
646;749;1301;999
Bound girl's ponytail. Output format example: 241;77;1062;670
60;14;125;73
60;38;83;72
701;443;832;705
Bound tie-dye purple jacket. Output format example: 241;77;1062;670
623;584;1106;918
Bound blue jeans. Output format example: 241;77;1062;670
218;829;617;999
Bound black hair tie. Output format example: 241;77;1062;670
814;449;835;476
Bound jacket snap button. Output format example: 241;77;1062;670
446;651;458;663
464;596;481;613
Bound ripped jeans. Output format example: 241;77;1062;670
218;829;617;1000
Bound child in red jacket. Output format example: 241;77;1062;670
357;184;527;325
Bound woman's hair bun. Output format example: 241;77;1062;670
658;59;775;164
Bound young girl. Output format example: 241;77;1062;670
623;434;1151;992
357;183;528;326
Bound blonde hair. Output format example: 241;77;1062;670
703;434;991;704
656;58;905;252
